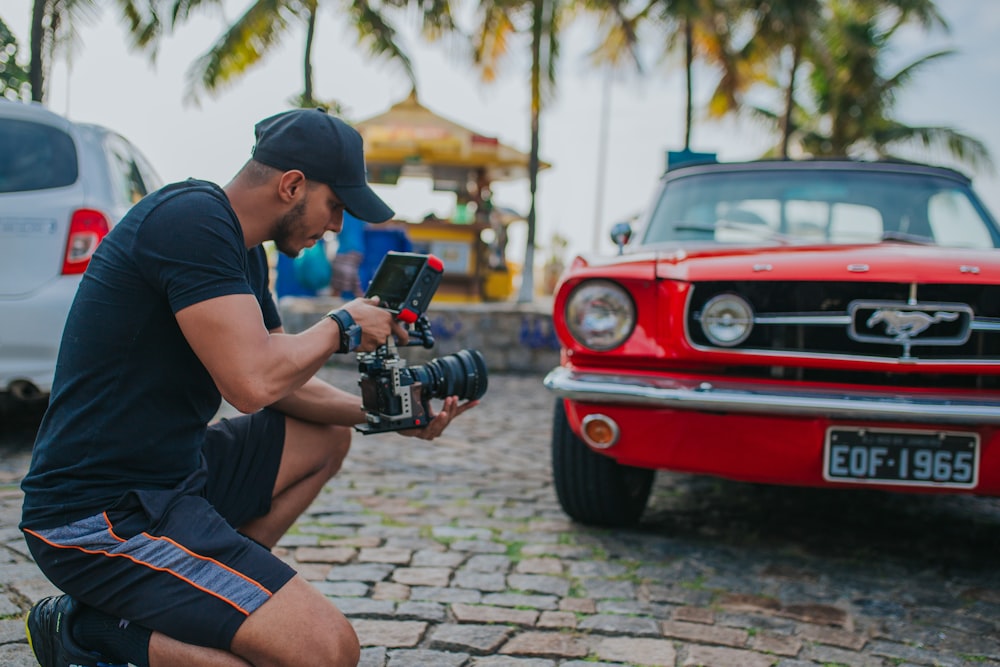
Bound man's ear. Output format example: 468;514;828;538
277;170;307;203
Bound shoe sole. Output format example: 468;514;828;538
24;608;42;664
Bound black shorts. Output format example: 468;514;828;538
22;408;297;650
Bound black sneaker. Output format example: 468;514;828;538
24;595;126;667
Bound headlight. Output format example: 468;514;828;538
700;293;754;346
565;280;636;350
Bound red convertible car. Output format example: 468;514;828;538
545;158;1000;526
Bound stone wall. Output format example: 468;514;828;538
279;297;561;375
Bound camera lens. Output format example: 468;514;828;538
409;349;488;401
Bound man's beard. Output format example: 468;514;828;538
274;199;308;258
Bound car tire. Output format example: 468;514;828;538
551;399;655;527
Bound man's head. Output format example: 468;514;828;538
251;108;394;224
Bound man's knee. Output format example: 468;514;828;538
321;424;352;478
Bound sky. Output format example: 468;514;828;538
5;1;1000;268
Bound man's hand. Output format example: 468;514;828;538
400;396;479;440
341;296;409;351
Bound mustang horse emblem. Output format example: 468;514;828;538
866;309;959;339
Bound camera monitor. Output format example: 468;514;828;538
365;252;444;323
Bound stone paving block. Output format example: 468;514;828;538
322;536;383;548
358;646;387;667
429;623;513;654
777;602;849;628
673;605;715;624
295;546;357;563
451;540;507;553
464;554;512;572
385;648;470;666
453;570;506;591
372;581;411;600
333;597;396;617
359;548;413;564
292;562;334;581
594;637;677;666
683;645;780;667
392;567;452;587
482;593;558;610
798;622;867;650
536;611;577;629
0;643;36;667
751;633;803;657
410;586;482;604
432;526;493;540
661;619;750;647
507;574;571;597
559;598;596;614
451;603;539;627
395;601;446;622
579;613;661;637
867;639;968;666
327;563;394;582
578;578;637;600
0;618;26;644
351;619;427;648
515;557;563;575
9;579;60;604
499;631;590;659
0;592;19;617
469;657;556;667
315;581;370;597
412;550;467;568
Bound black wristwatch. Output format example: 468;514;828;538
327;309;362;354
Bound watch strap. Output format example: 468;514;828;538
326;309;361;353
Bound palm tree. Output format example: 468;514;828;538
791;0;991;170
725;0;946;157
27;0;162;103
0;16;31;100
467;0;568;302
635;0;739;151
179;0;437;108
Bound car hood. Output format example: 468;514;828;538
645;243;1000;283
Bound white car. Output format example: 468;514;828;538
0;100;162;409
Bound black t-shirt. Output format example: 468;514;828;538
20;179;281;530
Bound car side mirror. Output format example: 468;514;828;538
610;222;632;255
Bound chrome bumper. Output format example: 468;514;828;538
543;366;1000;425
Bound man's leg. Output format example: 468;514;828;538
239;418;351;548
146;417;357;666
147;577;359;667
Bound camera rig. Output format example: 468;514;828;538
355;252;488;434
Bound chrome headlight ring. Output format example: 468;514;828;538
565;280;636;351
700;293;754;347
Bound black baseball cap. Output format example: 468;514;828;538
251;108;394;223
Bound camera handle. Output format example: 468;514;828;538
404;315;435;349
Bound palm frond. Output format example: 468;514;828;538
184;0;293;103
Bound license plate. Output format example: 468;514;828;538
824;427;979;489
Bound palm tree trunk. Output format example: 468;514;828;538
683;18;693;150
302;3;316;106
780;39;801;158
517;0;544;303
29;0;47;102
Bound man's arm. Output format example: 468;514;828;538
175;293;405;414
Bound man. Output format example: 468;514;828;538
19;108;476;667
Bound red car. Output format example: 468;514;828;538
545;158;1000;526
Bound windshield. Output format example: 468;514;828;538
642;167;1000;249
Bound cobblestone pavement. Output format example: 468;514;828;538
2;367;1000;666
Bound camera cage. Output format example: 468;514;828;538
364;251;444;324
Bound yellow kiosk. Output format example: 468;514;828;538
354;92;549;302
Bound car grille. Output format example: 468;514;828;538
687;281;1000;389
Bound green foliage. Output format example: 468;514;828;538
0;17;30;101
